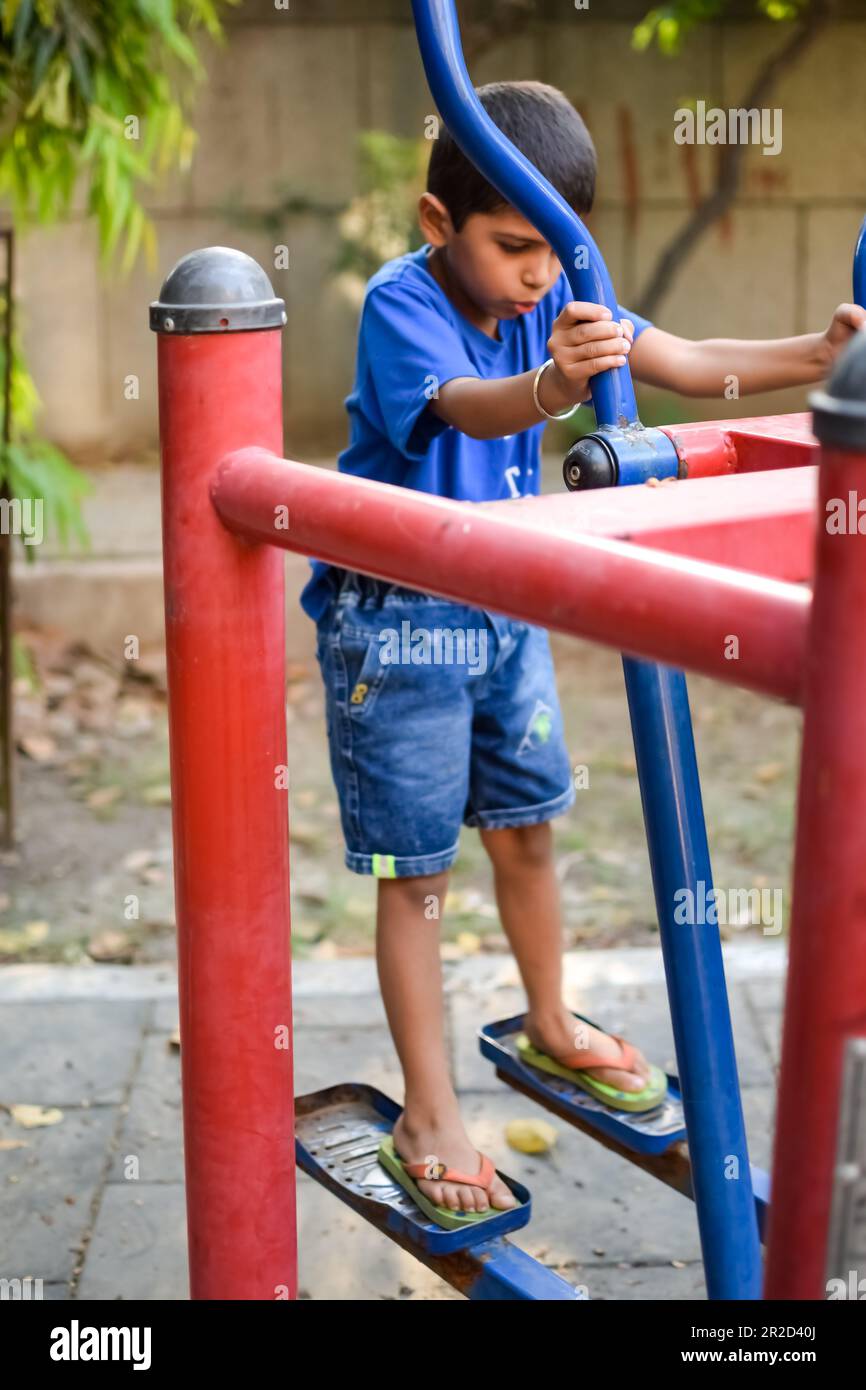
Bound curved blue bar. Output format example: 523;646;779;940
854;214;866;309
411;0;638;428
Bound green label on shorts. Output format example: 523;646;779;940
372;853;397;878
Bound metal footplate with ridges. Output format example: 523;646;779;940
479;1012;771;1241
479;1011;686;1156
294;1082;581;1299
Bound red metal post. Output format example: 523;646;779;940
151;248;296;1300
764;333;866;1299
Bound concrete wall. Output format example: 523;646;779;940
11;0;866;462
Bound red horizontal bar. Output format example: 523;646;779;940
489;466;816;582
211;449;809;705
660;411;817;479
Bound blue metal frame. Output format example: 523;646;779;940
855;214;866;309
412;0;763;1300
622;660;762;1298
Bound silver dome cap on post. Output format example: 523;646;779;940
149;246;287;334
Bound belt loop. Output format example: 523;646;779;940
332;569;354;611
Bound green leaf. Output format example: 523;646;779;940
38;61;71;127
2;0;234;276
11;0;33;59
65;33;94;105
32;29;61;89
120;200;145;274
3;0;25;36
1;439;93;555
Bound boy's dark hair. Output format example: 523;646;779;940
427;80;596;230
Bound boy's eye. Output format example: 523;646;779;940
498;242;529;255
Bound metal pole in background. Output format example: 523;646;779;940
151;247;296;1300
853;214;866;312
0;228;15;850
765;331;866;1299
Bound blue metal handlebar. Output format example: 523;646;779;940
854;215;866;310
411;0;639;428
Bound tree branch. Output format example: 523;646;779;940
634;0;837;320
462;0;535;66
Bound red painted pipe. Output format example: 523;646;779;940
212;447;809;706
659;411;817;479
154;254;296;1300
764;422;866;1298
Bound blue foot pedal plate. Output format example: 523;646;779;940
479;1012;687;1155
295;1082;532;1255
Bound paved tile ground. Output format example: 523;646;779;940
0;942;784;1301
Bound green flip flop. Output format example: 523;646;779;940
514;1031;668;1113
377;1134;522;1230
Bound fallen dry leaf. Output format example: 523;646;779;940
123;848;155;872
18;735;57;764
7;1104;64;1129
141;784;172;806
86;785;123;809
755;761;785;784
310;940;339;960
87;930;135;963
0;921;50;955
505;1118;558;1155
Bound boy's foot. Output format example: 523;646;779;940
523;1006;652;1092
392;1110;519;1215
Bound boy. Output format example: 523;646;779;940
301;80;864;1221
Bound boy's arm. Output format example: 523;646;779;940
629;304;866;397
429;303;631;440
427;300;866;439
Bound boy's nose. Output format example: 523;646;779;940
524;258;559;290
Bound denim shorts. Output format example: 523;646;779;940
313;568;576;877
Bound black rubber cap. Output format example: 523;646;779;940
811;329;866;450
149;246;286;334
562;434;617;491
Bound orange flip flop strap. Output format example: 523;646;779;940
402;1153;497;1189
564;1034;639;1072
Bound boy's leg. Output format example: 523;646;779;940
466;618;652;1091
378;871;518;1213
478;821;651;1092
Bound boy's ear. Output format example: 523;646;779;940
419;192;454;247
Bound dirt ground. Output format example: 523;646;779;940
0;625;800;966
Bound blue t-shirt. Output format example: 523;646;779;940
299;244;652;622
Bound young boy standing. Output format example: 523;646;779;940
301;81;864;1222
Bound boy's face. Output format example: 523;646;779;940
420;198;564;323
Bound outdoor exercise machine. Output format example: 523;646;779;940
151;0;866;1301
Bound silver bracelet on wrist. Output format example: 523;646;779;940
532;357;579;421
